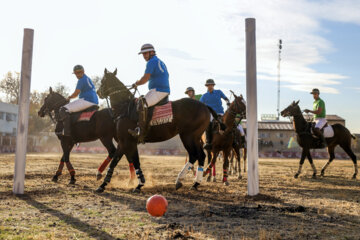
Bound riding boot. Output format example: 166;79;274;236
59;107;71;137
204;122;213;150
128;99;147;143
314;128;327;148
240;135;246;148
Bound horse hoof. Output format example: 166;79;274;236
175;181;183;190
238;175;242;180
96;173;102;181
312;174;317;179
52;176;58;183
352;174;357;179
206;176;211;182
294;174;299;179
223;181;229;186
212;178;216;183
95;187;104;193
69;179;76;185
133;188;141;193
190;182;200;191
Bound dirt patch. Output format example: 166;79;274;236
0;153;359;239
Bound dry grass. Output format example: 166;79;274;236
0;153;359;239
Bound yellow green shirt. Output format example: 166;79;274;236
313;98;326;119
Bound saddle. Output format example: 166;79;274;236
70;105;99;123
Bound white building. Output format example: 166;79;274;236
0;102;18;136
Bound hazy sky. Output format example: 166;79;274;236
1;0;360;132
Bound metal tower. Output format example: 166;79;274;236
277;39;282;120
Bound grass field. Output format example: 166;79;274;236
0;153;359;239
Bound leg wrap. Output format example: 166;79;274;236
56;161;65;176
98;156;112;173
195;166;204;183
322;162;330;172
65;162;75;176
136;169;145;185
311;163;317;174
176;162;193;181
212;164;216;177
297;164;303;174
104;167;114;183
223;169;228;182
129;163;136;179
355;163;358;175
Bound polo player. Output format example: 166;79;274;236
304;88;327;148
128;44;170;142
59;65;98;136
185;87;202;100
200;79;230;150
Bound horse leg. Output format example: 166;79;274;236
52;155;65;182
60;140;75;184
191;142;206;190
234;147;242;179
243;147;247;173
204;150;218;178
306;150;317;179
96;149;124;193
340;144;358;179
130;149;145;193
97;137;117;180
321;146;335;177
205;149;212;182
212;160;216;182
294;149;307;178
222;150;230;186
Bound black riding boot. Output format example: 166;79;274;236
59;107;71;137
128;100;147;144
314;128;327;148
204;122;213;150
240;135;246;147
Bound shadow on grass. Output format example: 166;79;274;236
18;194;117;240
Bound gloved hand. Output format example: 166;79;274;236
132;83;138;89
227;102;231;107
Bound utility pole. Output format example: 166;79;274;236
277;39;282;120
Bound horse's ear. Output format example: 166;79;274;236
292;100;295;105
113;68;117;76
240;94;243;99
295;100;300;105
230;90;238;98
104;68;108;74
49;87;53;93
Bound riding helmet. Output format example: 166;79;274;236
73;65;84;72
205;79;215;86
185;87;195;94
138;44;155;54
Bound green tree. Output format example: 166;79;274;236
0;71;20;104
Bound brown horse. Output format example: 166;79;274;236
38;87;135;184
95;69;218;193
203;93;247;185
281;100;358;179
229;127;247;178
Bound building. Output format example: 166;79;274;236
0;102;18;136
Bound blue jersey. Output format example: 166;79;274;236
200;89;227;114
145;55;170;93
75;74;99;104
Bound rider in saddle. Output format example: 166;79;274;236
235;114;246;147
304;88;327;148
59;65;98;136
185;87;202;100
200;79;230;150
128;44;170;142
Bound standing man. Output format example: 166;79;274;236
128;43;170;142
235;114;246;147
200;79;230;149
185;87;202;100
59;65;98;136
304;88;327;148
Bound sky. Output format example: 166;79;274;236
1;0;360;132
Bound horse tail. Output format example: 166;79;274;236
207;106;219;122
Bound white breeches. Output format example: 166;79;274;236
144;89;169;107
237;124;245;136
210;113;223;122
63;99;96;113
315;118;327;129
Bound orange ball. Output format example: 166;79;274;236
146;194;168;217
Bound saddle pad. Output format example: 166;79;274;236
323;125;334;138
77;110;96;122
149;102;173;126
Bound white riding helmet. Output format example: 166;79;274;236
138;43;155;55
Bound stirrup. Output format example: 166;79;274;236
128;127;141;137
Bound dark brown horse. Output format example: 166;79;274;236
95;69;218;193
203;93;247;185
38;87;135;184
281;100;358;179
229;127;247;178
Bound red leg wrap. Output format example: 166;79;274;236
98;156;112;173
129;163;135;179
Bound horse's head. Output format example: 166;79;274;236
281;100;301;117
229;90;246;118
38;87;67;117
97;68;133;102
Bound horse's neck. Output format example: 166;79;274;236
293;113;307;133
223;110;235;131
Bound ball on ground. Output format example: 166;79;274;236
146;194;168;217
